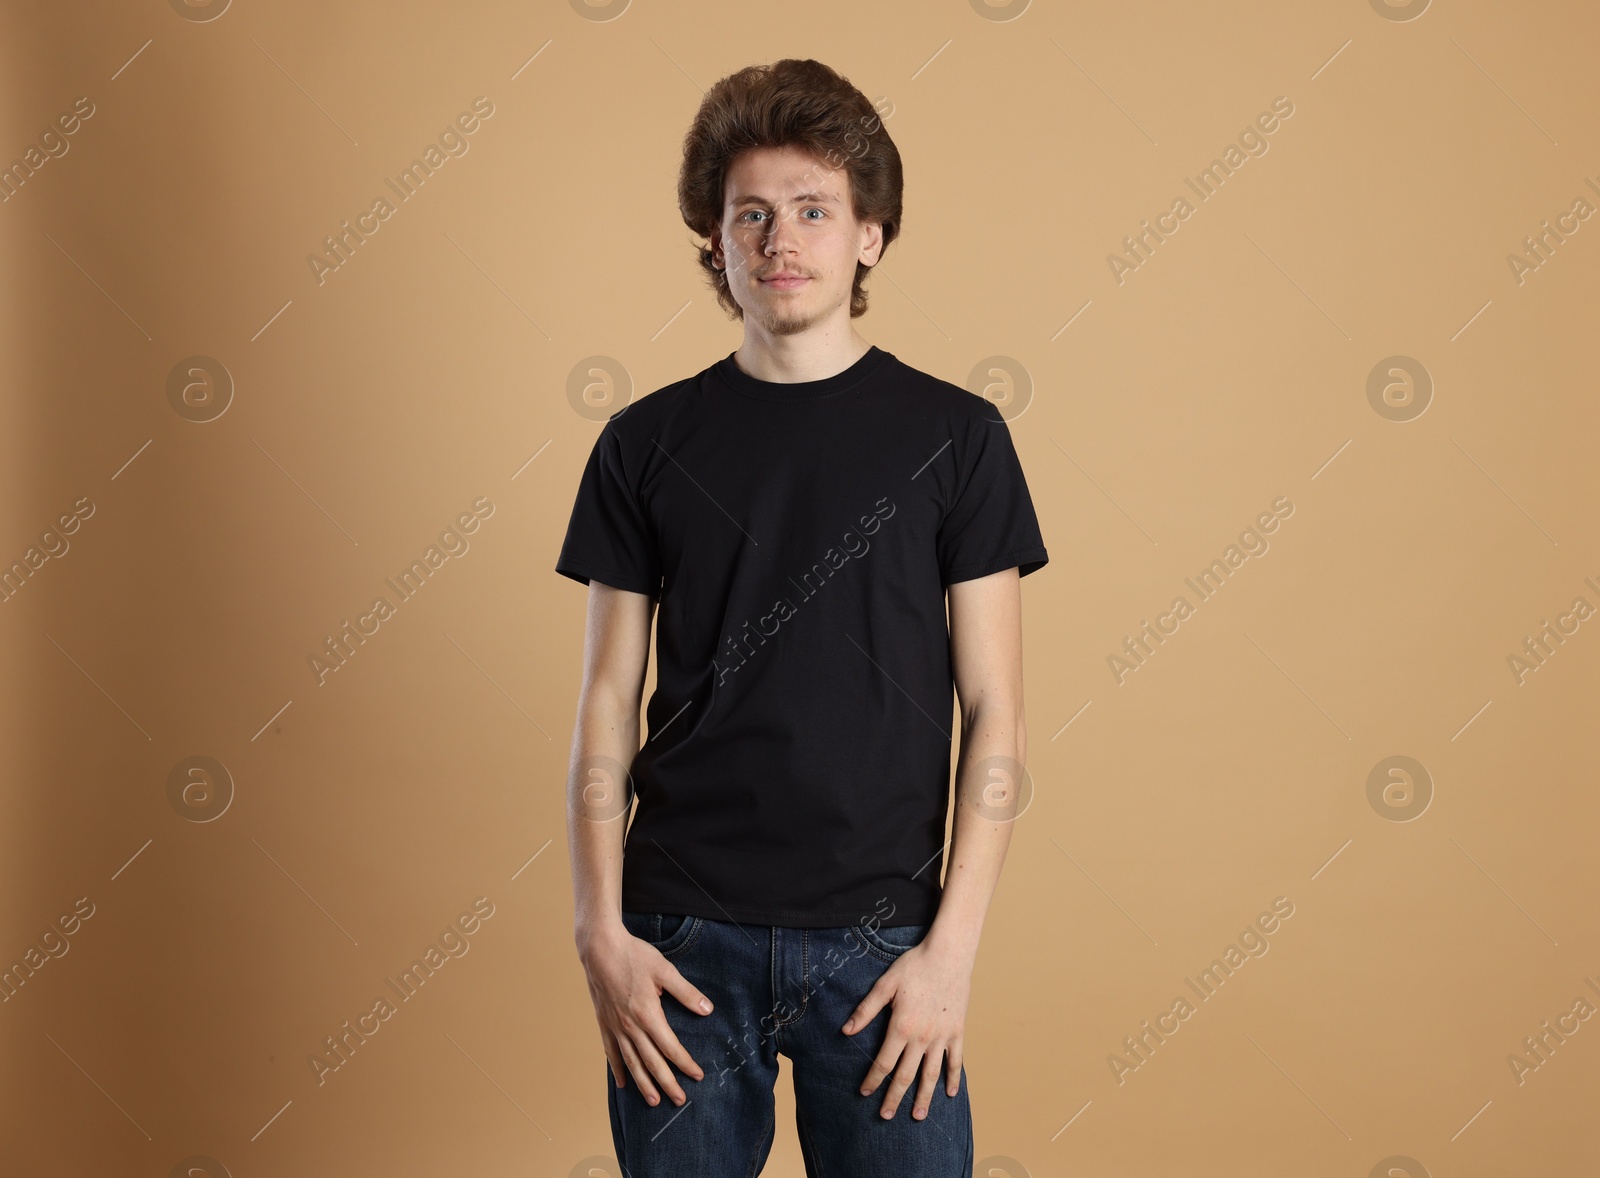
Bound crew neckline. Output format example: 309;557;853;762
711;344;892;401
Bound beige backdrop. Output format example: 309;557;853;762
2;1;1597;1175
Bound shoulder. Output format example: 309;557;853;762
879;353;1005;426
601;372;698;436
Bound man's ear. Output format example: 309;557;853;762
859;221;885;268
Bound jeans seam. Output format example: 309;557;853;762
772;928;810;1029
658;916;704;959
744;1104;775;1178
848;924;915;966
795;1085;825;1178
795;928;811;1026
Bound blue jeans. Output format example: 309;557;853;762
606;910;974;1177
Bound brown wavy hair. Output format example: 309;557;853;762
678;59;902;321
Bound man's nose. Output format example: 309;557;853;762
764;209;800;253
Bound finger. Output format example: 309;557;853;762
601;1027;626;1089
843;976;893;1035
614;1033;660;1106
945;1040;963;1097
655;969;710;1080
626;1024;690;1106
880;1042;926;1119
661;966;715;1018
860;1025;908;1098
645;1014;706;1083
912;1049;943;1119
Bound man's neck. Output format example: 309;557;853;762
731;330;873;384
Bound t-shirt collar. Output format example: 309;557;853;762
711;345;891;401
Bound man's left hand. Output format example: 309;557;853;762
841;936;973;1120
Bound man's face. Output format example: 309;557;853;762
712;145;883;337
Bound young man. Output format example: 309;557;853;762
556;59;1047;1177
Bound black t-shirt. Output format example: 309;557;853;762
555;344;1048;927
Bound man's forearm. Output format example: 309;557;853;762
568;689;638;947
925;701;1025;961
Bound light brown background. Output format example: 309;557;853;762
2;1;1596;1175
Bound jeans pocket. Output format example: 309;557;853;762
848;921;930;963
620;910;701;957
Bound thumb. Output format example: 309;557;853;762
660;963;714;1015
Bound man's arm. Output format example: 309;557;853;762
568;580;655;948
844;565;1029;1120
925;564;1027;961
567;580;717;1108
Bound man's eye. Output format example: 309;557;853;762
739;208;824;225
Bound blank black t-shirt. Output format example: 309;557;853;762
555;344;1048;927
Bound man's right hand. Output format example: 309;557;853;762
576;920;715;1107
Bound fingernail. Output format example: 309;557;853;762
699;998;712;1013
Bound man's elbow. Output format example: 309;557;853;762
961;697;1027;761
577;678;642;731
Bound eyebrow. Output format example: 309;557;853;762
731;191;839;208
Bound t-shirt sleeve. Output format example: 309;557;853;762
936;407;1049;587
554;421;663;597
